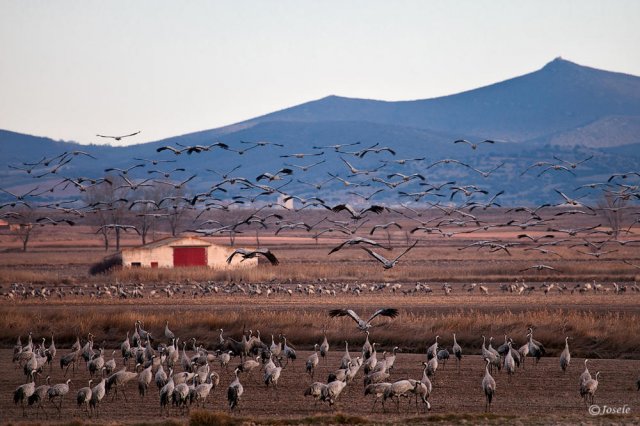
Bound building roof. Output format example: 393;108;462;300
121;235;212;252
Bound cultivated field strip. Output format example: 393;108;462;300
4;349;639;423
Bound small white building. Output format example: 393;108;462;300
120;236;257;269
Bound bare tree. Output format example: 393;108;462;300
131;186;166;245
8;207;38;252
160;187;192;237
83;176;129;251
597;192;628;238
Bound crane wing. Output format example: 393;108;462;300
332;204;357;217
328;309;364;326
392;240;418;261
363;205;386;215
256;248;279;265
366;308;399;324
226;248;249;264
327;240;348;255
361;247;390;265
123;131;141;138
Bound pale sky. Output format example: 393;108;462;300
1;0;639;145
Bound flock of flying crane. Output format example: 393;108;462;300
1;130;639;273
11;311;622;419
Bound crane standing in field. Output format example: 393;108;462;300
306;344;320;378
319;329;329;363
13;370;37;417
452;333;463;372
482;359;496;412
560;336;571;372
48;378;71;415
527;327;546;365
227;368;244;411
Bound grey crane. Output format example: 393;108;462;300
89;377;106;417
138;362;154;400
363;343;379;375
46;334;56;371
306;344;320;378
361;241;418;269
504;342;516;380
88;347;105;377
321;378;348;408
227;367;244;411
362;331;373;359
97;130;141;141
454;138;496;150
427;335;439;360
264;362;283;389
172;382;190;412
482;359;496;412
226;247;279;266
159;374;175;414
282;336;297;366
526;328;546;365
579;359;592;394
364;382;392;412
47;378;71;414
60;347;81;376
104;350;117;375
582;371;600;405
339;341;351;370
13;369;37;417
412;380;432;413
329;308;399;331
76;379;93;415
364;370;390;388
304;381;328;407
426;354;438;379
385;347;399;372
560;336;571;372
482;336;499;374
192;372;219;408
164;320;175;343
328;236;390;255
319;329;330;363
327;361;351;383
383;379;416;413
452;333;463;372
106;367;138;401
155;365;168;392
27;375;50;418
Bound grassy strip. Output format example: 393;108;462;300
2;305;639;359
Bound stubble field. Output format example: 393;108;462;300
2;213;640;424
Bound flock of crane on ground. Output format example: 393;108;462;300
3;277;638;302
11;309;622;419
1;134;639;274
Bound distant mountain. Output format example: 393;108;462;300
1;58;639;206
192;57;640;144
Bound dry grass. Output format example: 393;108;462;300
3;297;639;359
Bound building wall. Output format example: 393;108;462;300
123;245;174;268
121;237;258;269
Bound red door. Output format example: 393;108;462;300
173;247;207;267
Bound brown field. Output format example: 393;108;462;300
2;210;640;424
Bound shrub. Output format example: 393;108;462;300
89;253;123;275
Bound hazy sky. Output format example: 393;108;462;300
1;0;639;145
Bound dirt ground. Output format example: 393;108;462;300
4;346;640;424
3;216;640;424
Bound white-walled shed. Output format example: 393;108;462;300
120;236;257;269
